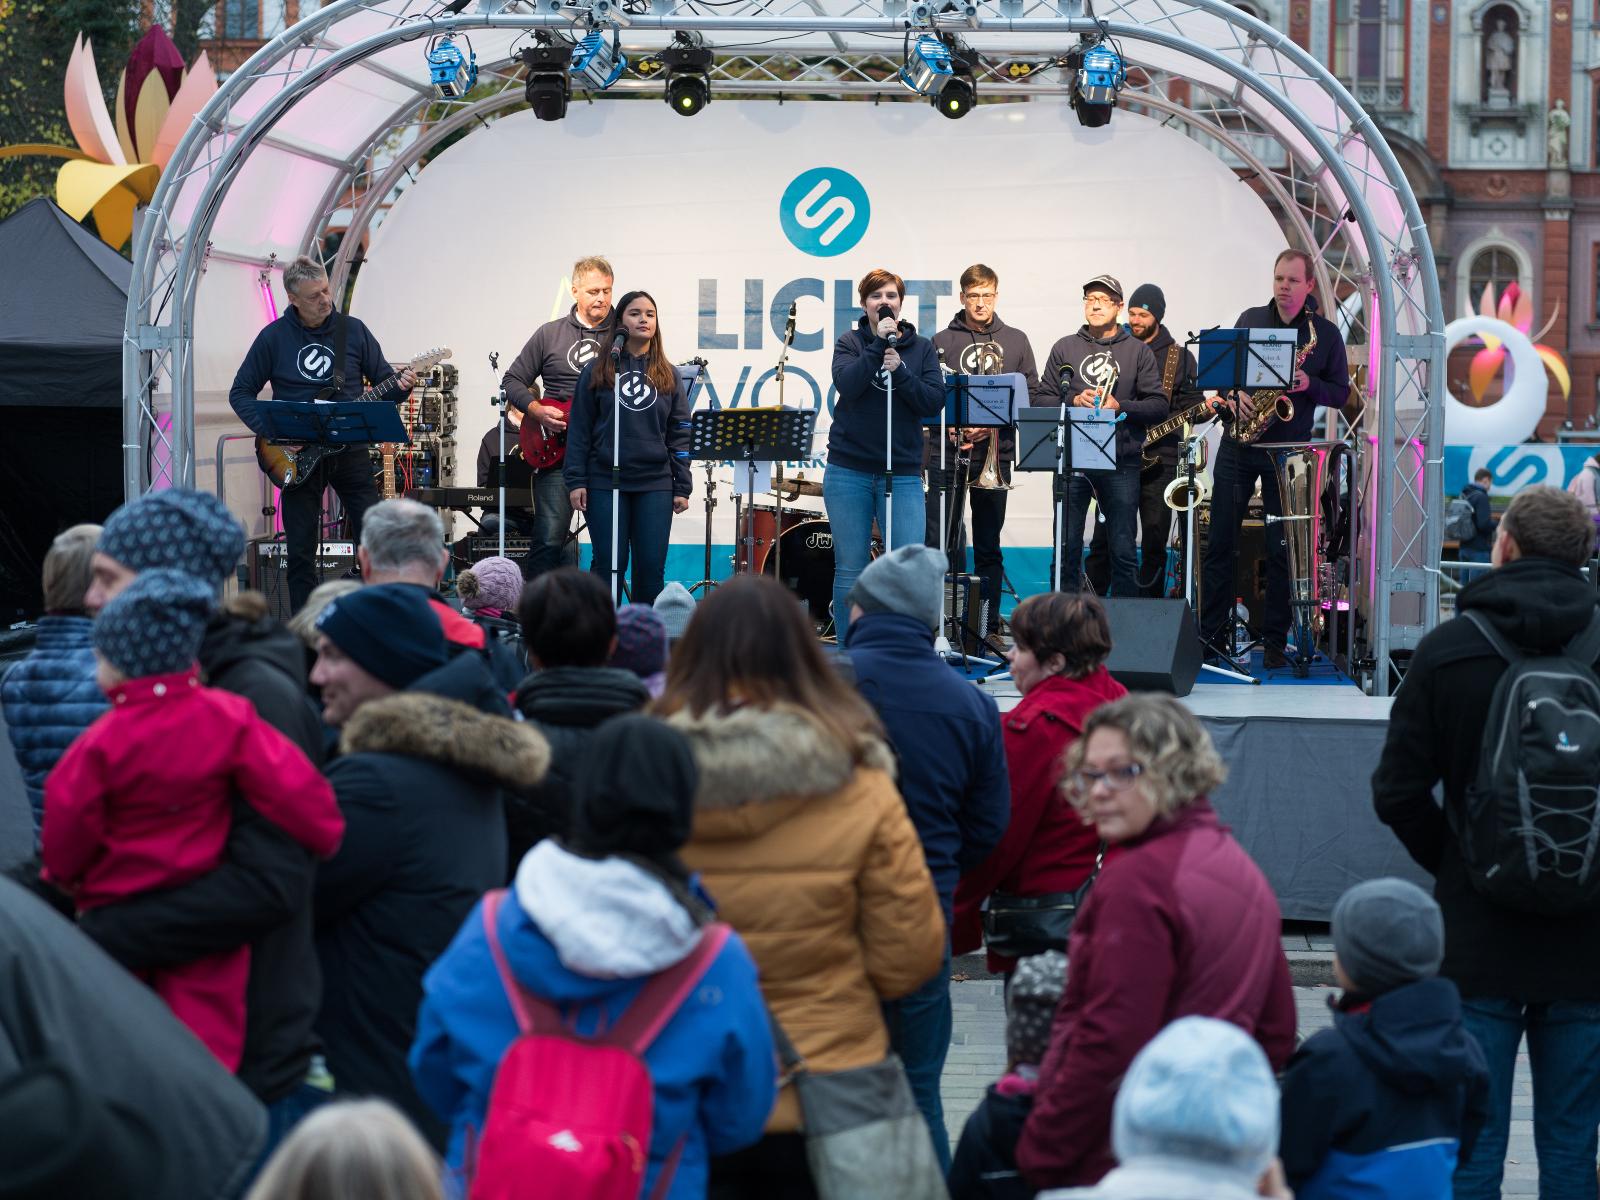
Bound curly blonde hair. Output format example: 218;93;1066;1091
1062;693;1226;817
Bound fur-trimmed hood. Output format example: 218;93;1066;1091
661;703;894;811
340;692;550;790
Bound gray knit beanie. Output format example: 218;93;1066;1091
847;544;945;631
1331;877;1444;996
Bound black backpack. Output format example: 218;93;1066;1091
1456;609;1600;915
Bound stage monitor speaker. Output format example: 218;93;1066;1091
1102;597;1203;697
247;538;358;621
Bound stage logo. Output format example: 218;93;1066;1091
297;344;334;381
780;167;870;258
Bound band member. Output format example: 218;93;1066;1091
564;289;692;606
228;255;415;613
1085;283;1208;597
928;264;1041;626
825;268;947;640
1200;249;1349;667
501;255;618;567
476;408;534;542
1034;275;1168;596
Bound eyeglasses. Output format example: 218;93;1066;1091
963;291;997;302
1083;293;1118;307
1069;762;1145;793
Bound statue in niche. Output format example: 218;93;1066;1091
1484;17;1516;104
1549;99;1571;166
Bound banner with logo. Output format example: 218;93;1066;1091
356;98;1285;589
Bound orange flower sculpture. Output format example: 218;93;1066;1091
1464;281;1571;406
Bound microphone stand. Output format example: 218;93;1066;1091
489;351;507;559
1053;366;1075;593
774;302;797;587
880;309;898;555
610;343;624;605
935;350;958;663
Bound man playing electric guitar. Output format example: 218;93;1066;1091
500;253;618;568
228;255;415;612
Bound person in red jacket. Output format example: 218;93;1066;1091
953;591;1126;976
1016;693;1296;1192
41;569;344;1071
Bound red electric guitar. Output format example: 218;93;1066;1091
518;398;573;471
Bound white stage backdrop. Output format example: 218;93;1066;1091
354;99;1283;556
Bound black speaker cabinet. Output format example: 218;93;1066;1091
1102;597;1203;697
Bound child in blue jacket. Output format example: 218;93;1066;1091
1280;878;1489;1199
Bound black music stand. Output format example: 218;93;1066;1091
689;407;816;585
1195;327;1295;395
234;397;409;448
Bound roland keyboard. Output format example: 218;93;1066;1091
406;487;530;510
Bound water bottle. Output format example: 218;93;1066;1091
1232;597;1251;667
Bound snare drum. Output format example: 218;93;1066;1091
734;504;822;574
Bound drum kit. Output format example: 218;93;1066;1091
726;474;878;629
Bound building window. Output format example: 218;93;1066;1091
1333;0;1407;86
222;0;260;38
1469;246;1521;308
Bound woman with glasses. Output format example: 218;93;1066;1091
1013;694;1296;1192
951;592;1126;978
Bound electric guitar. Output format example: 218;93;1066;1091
518;397;573;471
255;347;452;490
1141;398;1223;464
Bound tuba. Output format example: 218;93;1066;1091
1265;443;1332;659
1231;321;1316;444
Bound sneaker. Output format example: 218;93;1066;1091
1263;645;1289;670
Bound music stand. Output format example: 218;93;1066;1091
1017;405;1118;593
234;397;410;448
689;407;816;584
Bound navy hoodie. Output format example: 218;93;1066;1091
229;307;401;415
1034;325;1168;464
1232;294;1350;443
929;310;1042;465
1280;977;1489;1200
563;353;692;496
829;315;947;474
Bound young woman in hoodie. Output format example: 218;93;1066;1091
825;268;948;639
564;289;692;605
653;574;947;1199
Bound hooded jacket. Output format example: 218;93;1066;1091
1280;978;1489;1199
1135;325;1205;466
0;614;105;833
846;613;1011;923
563;354;693;495
1017;802;1297;1190
829;315;949;474
200;593;325;766
0;877;267;1200
315;651;550;1147
1460;480;1495;553
1034;326;1169;464
929;310;1043;465
1373;556;1600;1001
669;703;946;1131
952;667;1127;971
1039;1161;1265;1200
1231;295;1349;444
502;304;619;414
411;842;777;1197
228;307;400;412
950;1076;1037;1200
511;666;651;863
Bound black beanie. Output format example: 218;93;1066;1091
1128;283;1166;323
315;583;448;690
567;715;699;879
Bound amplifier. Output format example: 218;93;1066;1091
943;572;987;656
467;537;531;562
247;539;357;620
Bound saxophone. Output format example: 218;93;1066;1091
1231;321;1316;444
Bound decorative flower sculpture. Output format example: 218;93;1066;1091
1464;281;1571;407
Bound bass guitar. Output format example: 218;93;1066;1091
255;346;452;490
518;398;573;471
1141;397;1222;465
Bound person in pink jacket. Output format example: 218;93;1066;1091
1016;693;1295;1192
42;569;343;1070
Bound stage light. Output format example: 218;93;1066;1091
426;36;477;98
933;38;978;118
1065;38;1125;128
571;29;626;92
899;34;953;96
661;34;713;116
521;42;571;121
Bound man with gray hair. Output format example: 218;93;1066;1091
229;254;416;612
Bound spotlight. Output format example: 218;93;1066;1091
933;38;978;118
521;42;571;121
571;28;626;92
426;36;477;98
661;33;713;116
899;34;953;96
1065;38;1125;128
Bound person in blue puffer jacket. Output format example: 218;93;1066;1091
1;525;108;838
410;714;776;1199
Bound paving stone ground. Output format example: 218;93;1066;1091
943;978;1541;1196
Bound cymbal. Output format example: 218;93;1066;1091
778;477;825;498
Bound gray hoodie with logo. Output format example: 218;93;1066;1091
501;305;620;413
1034;325;1168;465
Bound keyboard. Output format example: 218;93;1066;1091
406;487;530;510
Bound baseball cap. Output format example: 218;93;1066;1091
1083;274;1124;301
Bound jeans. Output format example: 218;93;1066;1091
824;465;925;640
1056;462;1141;595
587;487;674;605
1459;546;1492;583
281;449;378;613
251;1079;334;1176
1085;459;1177;598
1454;996;1600;1200
882;946;953;1174
533;469;580;567
1200;439;1289;653
924;462;1009;613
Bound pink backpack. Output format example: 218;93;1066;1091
467;889;729;1200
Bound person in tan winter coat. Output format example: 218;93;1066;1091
654;576;946;1200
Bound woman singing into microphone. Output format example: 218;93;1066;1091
565;289;692;605
825;268;947;640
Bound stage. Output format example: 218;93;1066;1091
977;666;1427;921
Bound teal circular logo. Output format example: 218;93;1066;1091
779;167;870;258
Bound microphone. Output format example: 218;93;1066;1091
877;304;900;345
783;302;797;348
1059;364;1077;392
608;330;626;362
